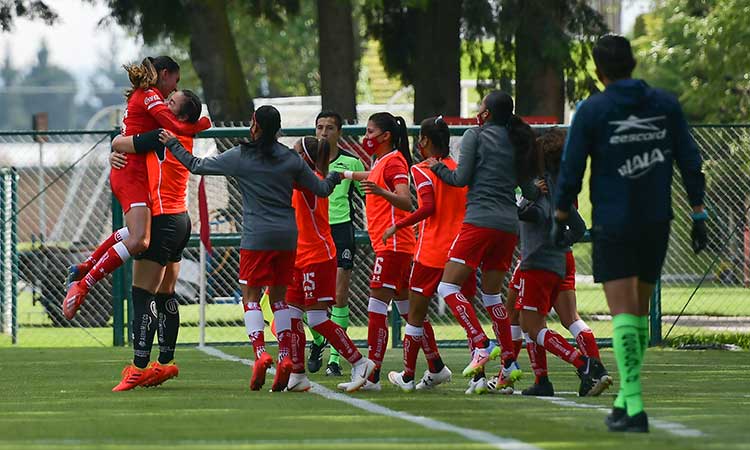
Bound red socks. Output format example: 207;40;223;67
402;324;423;378
481;292;514;362
80;227;129;273
82;242;130;289
311;318;361;364
438;283;487;350
367;298;389;369
290;316;306;373
539;328;585;368
525;337;548;382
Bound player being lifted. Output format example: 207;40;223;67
554;35;706;432
106;90;204;391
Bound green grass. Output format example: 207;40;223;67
0;346;747;449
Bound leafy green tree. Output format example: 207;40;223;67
632;0;750;123
0;0;57;31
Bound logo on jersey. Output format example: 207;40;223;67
617;148;669;179
144;94;161;105
341;249;352;261
608;115;667;144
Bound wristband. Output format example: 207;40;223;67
691;210;708;221
343;170;354;180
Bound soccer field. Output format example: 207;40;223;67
1;347;747;449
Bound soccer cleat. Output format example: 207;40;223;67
342;357;376;393
462;347;490;378
271;356;293;392
141;361;179;387
326;362;343;377
387;371;415;392
337;379;382;392
286;373;312;392
605;407;627;427
608;411;649;433
112;364;149;392
488;342;502;361
489;360;523;394
464;375;488;395
62;282;89;320
307;339;327;373
576;357;612;397
250;352;274;391
521;380;555;397
415;366;453;391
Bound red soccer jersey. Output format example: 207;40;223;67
121;88;209;137
147;135;192;216
292;184;336;268
410;158;467;268
366;151;415;254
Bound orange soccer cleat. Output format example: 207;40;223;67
271;356;293;392
141;361;180;387
62;282;89;320
112;364;149;392
250;352;274;391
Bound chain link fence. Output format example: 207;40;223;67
0;125;748;348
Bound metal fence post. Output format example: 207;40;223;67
111;192;125;346
650;279;662;346
10;168;18;344
391;307;402;348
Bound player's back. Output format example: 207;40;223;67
293;183;336;268
412;158;467;268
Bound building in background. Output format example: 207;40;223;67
589;0;622;34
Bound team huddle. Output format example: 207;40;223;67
61;35;707;434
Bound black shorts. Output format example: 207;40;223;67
134;212;192;266
330;221;355;270
591;221;670;284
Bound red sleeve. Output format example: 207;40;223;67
395;166;435;228
383;156;409;190
144;90;211;135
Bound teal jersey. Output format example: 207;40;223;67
328;150;365;225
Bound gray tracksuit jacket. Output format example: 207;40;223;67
165;138;340;251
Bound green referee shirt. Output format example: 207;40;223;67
328;150;365;225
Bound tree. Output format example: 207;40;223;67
318;0;358;122
100;0;301;123
0;0;57;31
464;0;607;122
364;0;462;123
632;0;750;123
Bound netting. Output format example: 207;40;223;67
1;125;748;348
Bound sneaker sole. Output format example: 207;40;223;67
587;374;613;397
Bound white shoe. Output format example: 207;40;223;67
338;379;381;392
340;357;376;393
286;373;311;392
465;376;488;395
415;366;452;391
387;371;415;392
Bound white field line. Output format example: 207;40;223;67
198;345;541;450
519;393;704;437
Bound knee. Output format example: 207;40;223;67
126;235;150;254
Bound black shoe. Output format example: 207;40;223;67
326;362;343;377
521;380;555;397
605;407;627;427
608;411;649;433
577;357;613;397
307;340;327;373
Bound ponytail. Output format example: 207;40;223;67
301;136;331;175
367;112;412;167
123;57;158;100
420;115;450;158
508;114;543;184
253;105;282;159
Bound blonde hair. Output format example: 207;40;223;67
123;57;158;100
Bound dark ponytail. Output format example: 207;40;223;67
368;112;412;166
300;136;331;176
509;115;542;184
483;90;540;184
253;105;281;158
420;115;450;158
